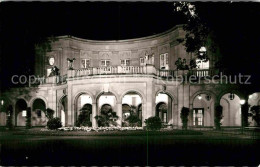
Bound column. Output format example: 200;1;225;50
92;103;97;128
116;102;122;127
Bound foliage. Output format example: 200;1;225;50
47;117;62;130
180;107;190;130
214;105;223;130
175;58;189;70
34;36;58;58
76;110;92;127
26;107;32;129
125;114;142;127
241;102;250;127
250;105;260;126
45;108;54;119
144;116;162;131
95;107;118;127
6;105;13;130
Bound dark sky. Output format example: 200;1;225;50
0;2;260;91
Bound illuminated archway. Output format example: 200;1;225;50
220;93;242;126
15;99;27;126
32;98;47;126
155;92;173;124
75;93;93;125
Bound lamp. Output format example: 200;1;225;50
240;99;245;105
1;100;3;106
198;94;202;100
228;93;235;100
205;94;211;101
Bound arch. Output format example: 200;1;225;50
155;90;177;105
96;90;119;103
73;91;95;106
59;95;68;126
29;96;47;109
190;90;217;106
120;89;146;104
32;98;46;111
217;90;245;103
156;102;168;123
15;98;28;126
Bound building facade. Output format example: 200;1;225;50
1;25;259;127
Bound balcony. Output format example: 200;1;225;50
67;65;219;79
37;66;219;85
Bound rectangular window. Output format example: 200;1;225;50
101;60;110;67
140;57;145;66
121;59;130;66
81;59;90;68
22;110;27;117
193;109;204;126
160;53;169;70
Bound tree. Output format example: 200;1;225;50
76;104;92;127
6;105;13;130
250;105;260;126
95;106;118;127
26;107;32;129
180;107;190;130
241;102;250;127
214;105;223;130
45;108;54;119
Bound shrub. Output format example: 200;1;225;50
250;105;260;126
47;117;62;130
26;107;32;129
214;105;223;130
241;102;250;127
6;105;13;130
76;110;92;127
180;107;190;130
125;114;142;127
95;108;118;127
144;116;162;131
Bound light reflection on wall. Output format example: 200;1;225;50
155;93;168;104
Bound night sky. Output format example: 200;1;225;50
0;2;260;91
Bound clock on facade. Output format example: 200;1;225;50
49;57;55;66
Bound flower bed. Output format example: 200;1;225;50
57;126;143;132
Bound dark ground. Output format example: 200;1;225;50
0;128;259;166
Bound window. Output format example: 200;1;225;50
196;59;209;69
36;110;42;117
193;109;204;126
160;53;169;69
81;59;90;68
140;58;145;66
22;110;27;117
121;59;130;66
101;60;110;67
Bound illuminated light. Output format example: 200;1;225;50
249;95;253;99
198;95;202;100
1;100;3;106
240;99;246;105
199;46;207;52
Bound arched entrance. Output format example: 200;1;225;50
122;91;142;127
155;92;173;124
75;93;92;126
32;98;47;126
220;93;242;126
192;94;214;127
15;99;27;126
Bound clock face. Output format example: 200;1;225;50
49;57;55;65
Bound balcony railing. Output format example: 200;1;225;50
39;66;219;85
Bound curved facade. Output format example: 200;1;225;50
1;24;258;127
